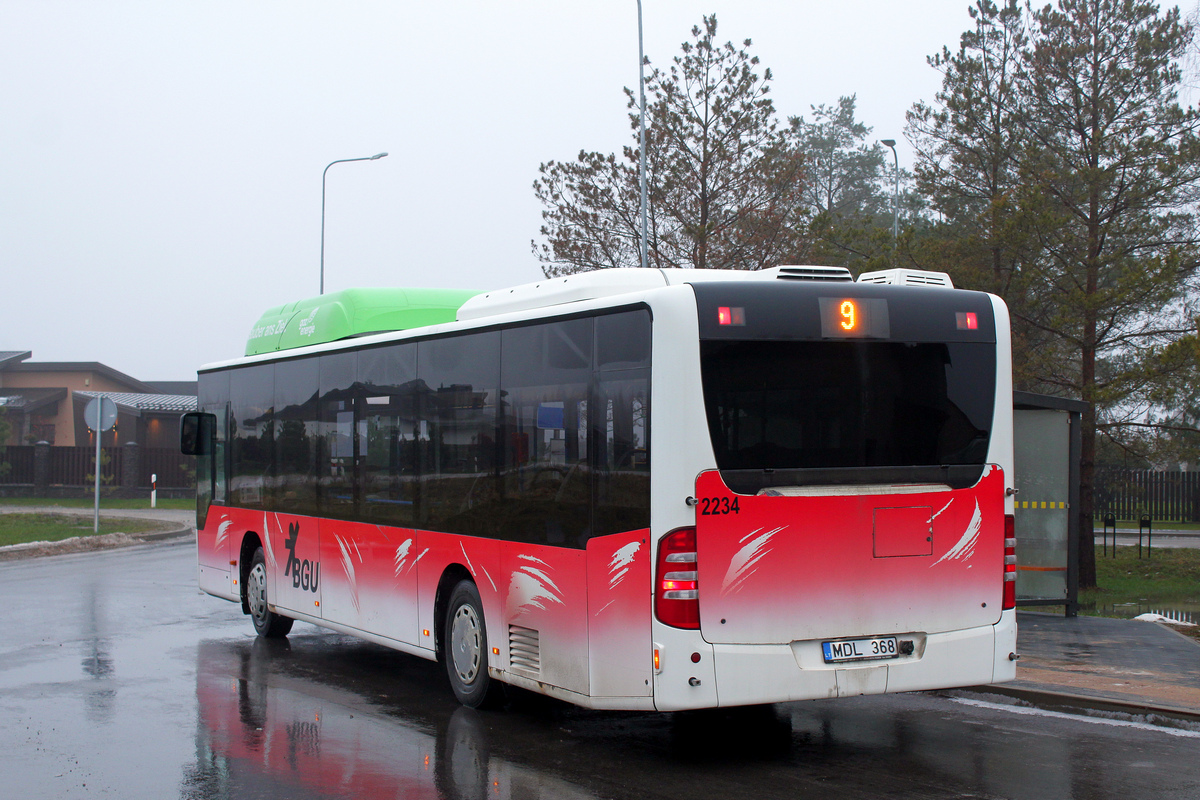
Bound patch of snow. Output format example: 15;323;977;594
951;697;1200;738
1133;613;1195;627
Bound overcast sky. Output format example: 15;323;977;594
2;1;1002;381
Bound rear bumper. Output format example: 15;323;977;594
664;611;1018;709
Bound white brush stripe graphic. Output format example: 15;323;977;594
931;498;955;521
480;564;497;592
393;539;413;577
509;556;566;616
215;519;232;552
262;513;276;569
336;535;360;614
608;541;641;589
519;566;562;596
721;526;785;596
932;500;982;566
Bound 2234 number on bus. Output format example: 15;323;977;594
699;496;740;515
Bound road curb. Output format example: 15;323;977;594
135;523;195;542
955;684;1200;727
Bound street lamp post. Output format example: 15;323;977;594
880;139;899;258
320;152;388;295
637;0;649;270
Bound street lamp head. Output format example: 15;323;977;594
370;152;388;160
880;139;897;149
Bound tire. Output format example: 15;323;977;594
444;580;501;708
246;547;294;638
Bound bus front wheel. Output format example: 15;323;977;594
444;580;500;708
247;547;294;638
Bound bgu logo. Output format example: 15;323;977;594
283;521;320;592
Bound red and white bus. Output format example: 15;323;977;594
182;266;1017;710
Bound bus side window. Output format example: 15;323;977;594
356;343;419;528
229;364;274;510
197;370;231;526
274;358;320;516
318;351;359;519
500;318;592;546
593;308;651;538
594;373;650;538
417;332;501;537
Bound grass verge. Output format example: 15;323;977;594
0;513;162;547
0;496;194;511
1086;545;1200;605
1083;545;1200;643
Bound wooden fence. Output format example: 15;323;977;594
0;445;195;489
1095;469;1200;522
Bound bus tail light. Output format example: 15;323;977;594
1003;514;1016;610
656;528;700;629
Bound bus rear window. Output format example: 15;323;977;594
700;340;996;491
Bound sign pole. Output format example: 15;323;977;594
93;402;102;534
84;396;117;535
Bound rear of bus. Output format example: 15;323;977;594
649;277;1016;710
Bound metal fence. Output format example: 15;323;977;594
0;445;195;489
1095;469;1200;522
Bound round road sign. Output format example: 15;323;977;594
84;396;118;432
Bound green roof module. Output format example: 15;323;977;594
245;287;481;356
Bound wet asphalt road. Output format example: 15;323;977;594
2;539;1199;800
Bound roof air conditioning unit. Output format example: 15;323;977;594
856;268;954;288
769;265;854;282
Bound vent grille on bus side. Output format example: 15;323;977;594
508;625;541;674
773;266;854;282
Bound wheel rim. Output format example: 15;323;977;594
450;604;483;685
247;562;268;624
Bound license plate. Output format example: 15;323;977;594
822;636;900;663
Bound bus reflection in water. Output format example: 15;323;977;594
187;640;598;800
181;266;1017;711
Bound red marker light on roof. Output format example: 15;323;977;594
717;306;745;326
956;312;978;330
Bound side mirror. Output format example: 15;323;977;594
180;412;216;456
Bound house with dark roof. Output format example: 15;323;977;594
0;351;196;448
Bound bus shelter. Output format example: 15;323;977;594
1012;391;1087;617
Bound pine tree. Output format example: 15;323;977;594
912;0;1200;587
532;15;807;275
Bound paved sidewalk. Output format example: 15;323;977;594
1095;529;1200;550
971;611;1200;723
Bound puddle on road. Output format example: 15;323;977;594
187;639;601;800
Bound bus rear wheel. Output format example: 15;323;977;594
444;580;501;708
247;547;294;638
